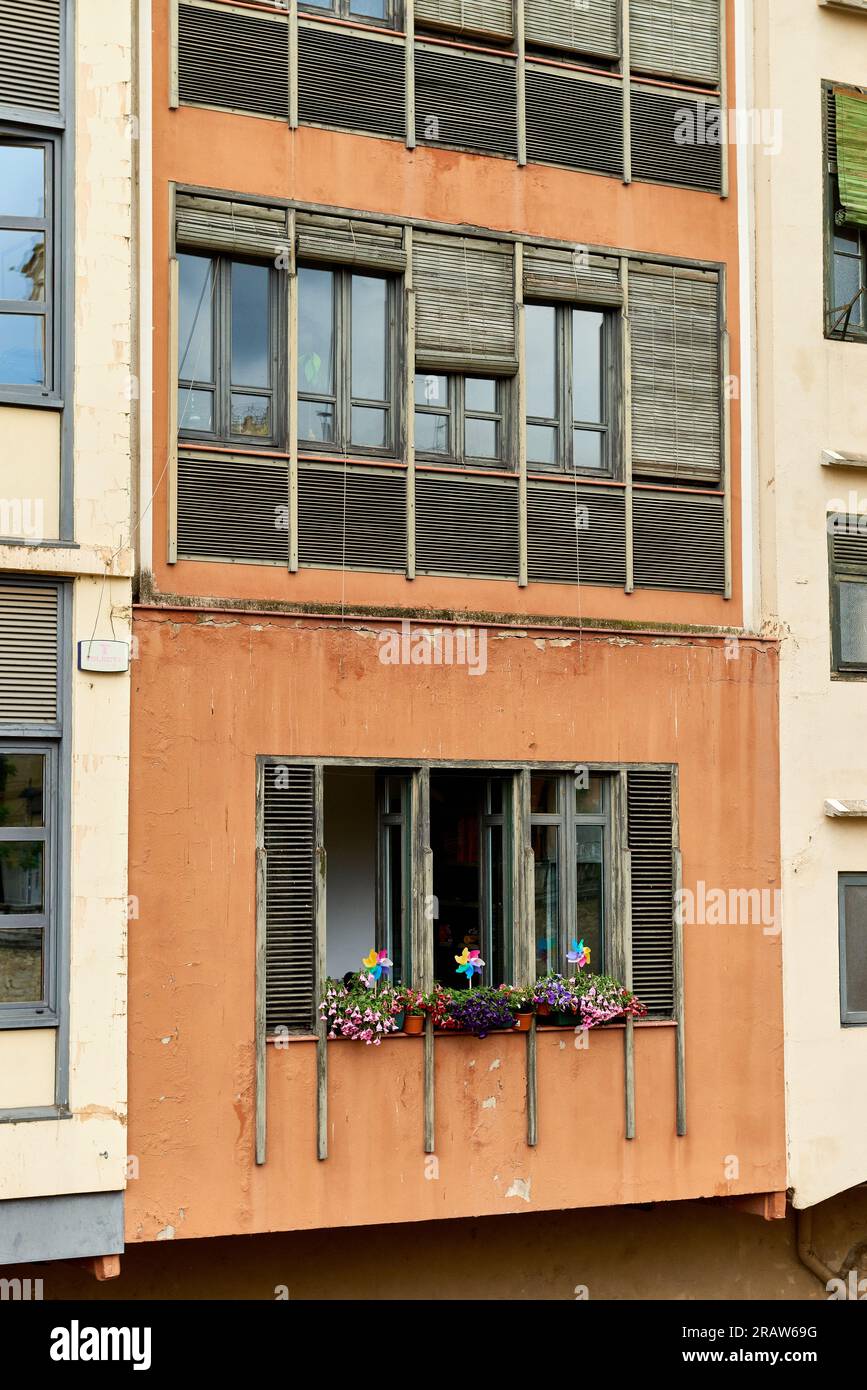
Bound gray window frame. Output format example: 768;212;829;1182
377;772;412;985
839;872;867;1026
297;264;400;459
525;301;617;477
530;771;611;975
300;0;401;30
178;251;284;449
823;79;867;345
0;127;62;406
414;372;510;468
828;514;867;676
0;742;58;1023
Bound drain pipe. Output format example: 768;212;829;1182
796;1207;836;1289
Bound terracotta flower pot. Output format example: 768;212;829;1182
403;1014;424;1035
536;1002;551;1016
514;1012;532;1032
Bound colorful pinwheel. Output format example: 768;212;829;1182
455;946;485;985
362;948;393;988
567;938;591;969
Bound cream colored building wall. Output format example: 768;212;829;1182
756;0;867;1209
0;3;133;1201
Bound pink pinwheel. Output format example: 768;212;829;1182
455;947;485;985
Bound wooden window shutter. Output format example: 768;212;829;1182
413;233;518;375
0;0;62;115
415;0;515;42
527;484;626;586
523;248;623;306
177;0;290;120
835;89;867;227
525;67;623;177
298;466;407;571
298;24;406;140
296;214;407;273
0;581;58;723
415;475;519;578
177;455;290;565
525;0;619;60
414;44;518;159
632;490;726;593
630;85;723;192
263;763;317;1034
629;0;720;86
629;265;722;485
175;193;291;258
627;768;675;1019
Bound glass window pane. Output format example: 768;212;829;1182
0;144;45;218
0;231;45;302
526;305;557;417
178;254;213;382
834;253;863;327
834;220;860;255
351;406;387;448
298;268;334;395
0;929;43;1003
352;275;388;401
302;0;332;7
298;398;334;444
351;0;386;15
575;774;603;815
843;881;867;1015
179;388;213;433
532;824;559;976
465;377;497;413
0;843;44;914
527;423;557;466
575;824;604;970
231;262;270;388
415;410;449;454
839;580;867;665
488;778;503;816
0;314;45;386
465;416;498;459
415;373;447;407
572;309;603;423
486;821;506;985
385;775;403;814
387;822;404;985
231;393;271;438
531;773;559;814
0;754;44;828
572;429;604;471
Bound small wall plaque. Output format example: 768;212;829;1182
78;640;130;674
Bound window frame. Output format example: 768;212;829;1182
0;742;58;1023
377;772;412;986
297;263;400;459
414;372;511;469
299;0;401;30
530;771;611;976
828;515;867;676
0;127;61;405
839;872;867;1026
823;80;867;345
178;250;284;449
524;300;617;477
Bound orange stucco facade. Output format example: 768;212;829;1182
127;1;785;1247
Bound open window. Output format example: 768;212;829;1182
530;771;609;976
825;83;867;341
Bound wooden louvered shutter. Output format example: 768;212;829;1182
630;85;723;192
835;88;867;228
525;67;623;177
296;215;406;273
632;491;725;593
298;466;407;571
178;0;290;119
414;44;518;159
175;194;290;258
298;24;406;139
629;266;722;485
0;0;62;115
413;234;518;375
415;0;514;41
627;768;675;1019
523;248;623;306
629;0;720;86
263;764;317;1034
0;581;58;723
525;0;619;60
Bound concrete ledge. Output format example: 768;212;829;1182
0;1192;123;1267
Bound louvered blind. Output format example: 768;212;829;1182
835;88;867;227
0;0;62;115
298;25;406;139
629;0;720;85
298;466;407;571
178;1;290;119
177;453;290;565
415;474;519;577
632;490;726;593
527;483;626;586
0;581;58;724
415;44;518;159
296;214;406;273
415;0;514;41
264;763;317;1034
523;248;622;306
526;67;623;176
413;234;517;374
629;267;722;484
627;768;675;1018
831;521;867;573
631;85;723;192
525;0;619;60
175;194;290;258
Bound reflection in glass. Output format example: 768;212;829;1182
386;822;403;984
0;314;44;385
575;824;603;969
178;254;214;382
572;309;603;422
465;416;497;459
572;429;603;471
298;267;334;395
178;388;213;433
351;0;386;15
415;373;447;407
0;754;44;827
834;252;863;327
531;774;558;814
525;305;557;417
231;262;270;387
415;410;449;454
465;377;497;413
486;820;506;985
532;823;559;975
351;405;387;448
0;843;44;914
0;231;45;302
231;393;270;438
298;398;334;443
0;144;45;218
527;424;557;466
839;580;867;665
351;275;387;401
0;930;42;1002
575;774;603;815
